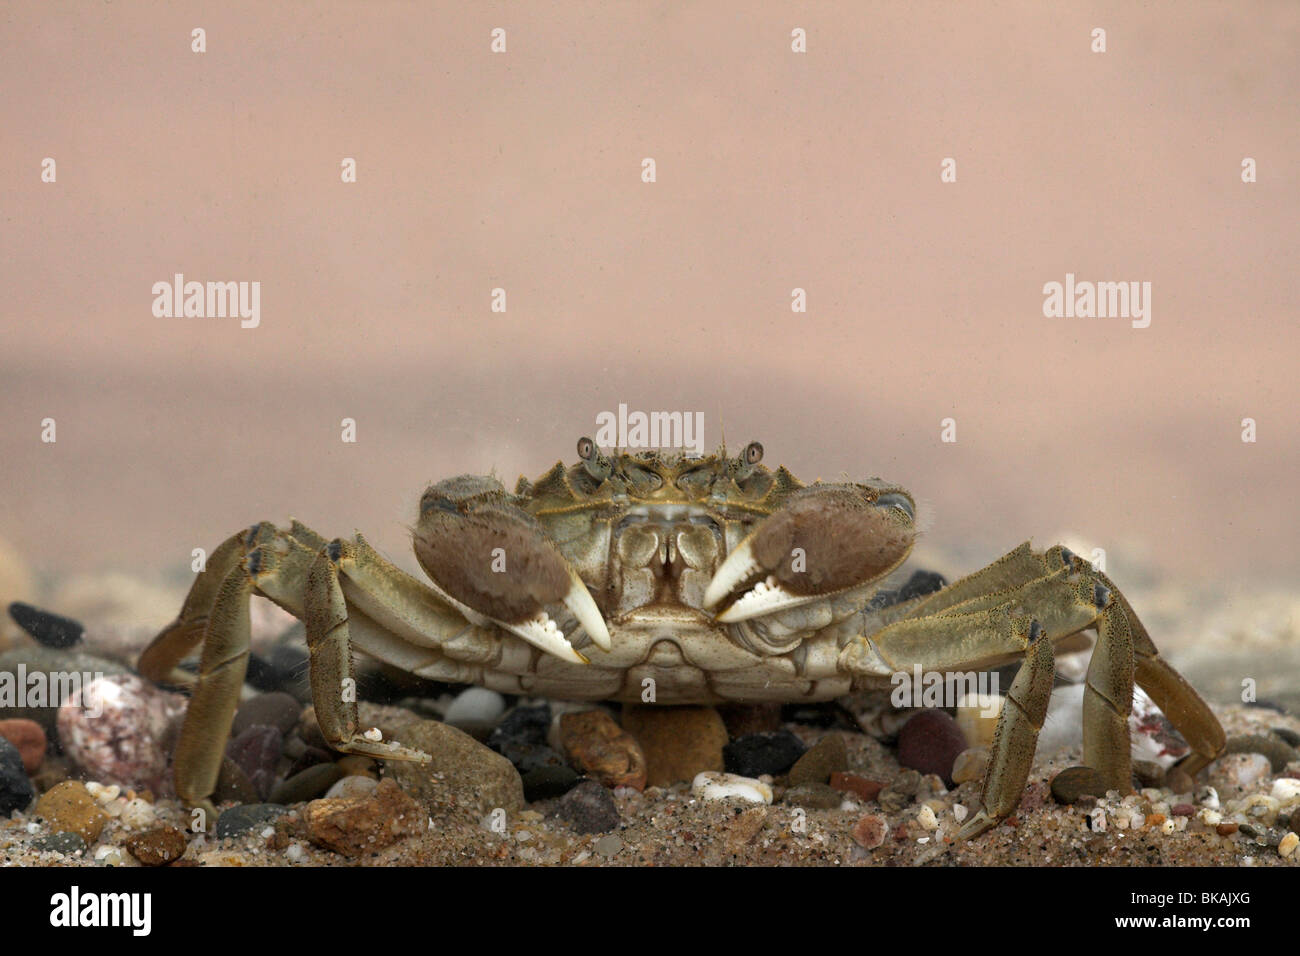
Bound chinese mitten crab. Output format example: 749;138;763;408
140;437;1225;837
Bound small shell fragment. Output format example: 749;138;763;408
691;771;773;805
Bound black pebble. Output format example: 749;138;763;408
35;831;87;855
724;730;807;777
0;738;35;815
7;602;84;649
215;803;288;839
555;779;620;834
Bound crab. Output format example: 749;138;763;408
139;437;1225;837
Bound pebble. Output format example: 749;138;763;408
56;674;186;793
226;724;283;800
305;778;425;857
955;693;1003;749
36;782;106;844
594;833;623;857
897;710;967;785
522;765;580;802
387;719;525;816
94;845;125;866
828;772;885;802
488;702;553;770
125;825;188;866
557;710;647;790
1050;765;1108;805
723;730;807;777
952;804;969;823
691;771;773;805
916;804;939;830
0;737;35;814
1271;778;1300;802
1208;753;1272;796
781;783;844;810
878;769;922;812
231;691;302;738
788;732;848;786
34;831;86;856
324;775;379;801
622;705;728;787
951;747;989;785
1222;733;1299;772
1279;832;1299;859
0;718;46;773
851;813;887;849
120;797;157;829
442;687;507;739
215;803;288;840
1172;803;1195;817
6;602;84;649
285;842;307;863
555;779;621;834
270;762;344;805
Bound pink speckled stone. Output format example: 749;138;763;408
56;674;187;794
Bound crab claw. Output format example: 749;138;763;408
704;483;915;622
414;479;610;661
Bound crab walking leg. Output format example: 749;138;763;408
303;543;432;763
138;527;255;687
839;564;1106;679
1095;575;1225;777
168;564;253;821
901;542;1053;619
958;619;1056;840
1079;589;1136;792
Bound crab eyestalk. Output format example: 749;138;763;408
577;435;612;481
733;440;764;482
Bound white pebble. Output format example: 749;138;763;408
444;687;506;729
1199;809;1222;827
1271;779;1300;802
94;845;124;866
916;805;939;831
325;775;378;801
691;772;773;805
1160;818;1177;835
285;842;306;863
1198;786;1220;809
120;798;156;829
952;804;968;823
362;727;383;742
1279;832;1299;859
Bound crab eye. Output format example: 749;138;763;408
743;441;763;465
577;437;596;461
875;493;914;521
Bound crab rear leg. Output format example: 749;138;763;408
957;618;1055;840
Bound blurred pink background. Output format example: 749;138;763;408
2;2;1297;599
